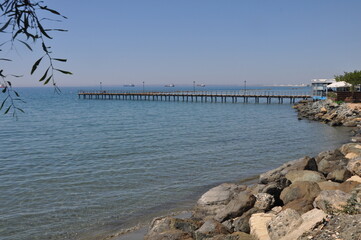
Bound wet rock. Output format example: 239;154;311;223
285;170;326;183
267;208;302;240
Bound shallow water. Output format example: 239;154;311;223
0;86;350;240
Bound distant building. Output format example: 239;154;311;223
311;79;335;100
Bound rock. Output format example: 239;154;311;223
261;178;290;205
232;208;264;233
351;136;361;143
210;232;254;240
339;181;361;193
326;168;353;182
313;190;352;213
195;219;230;240
214;191;256;222
298;214;361;240
340;143;361;158
320;107;327;113
193;183;248;220
285;170;326;183
316;149;348;175
283;198;315;214
267;209;302;240
344;120;357;127
346;175;361;183
254;193;275;211
280;181;321;205
249;213;275;240
145;217;201;240
347;157;361;177
317;181;341;191
259;156;317;184
280;209;327;240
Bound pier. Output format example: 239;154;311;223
78;90;311;104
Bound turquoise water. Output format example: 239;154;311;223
0;86;350;240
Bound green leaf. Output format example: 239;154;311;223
36;19;52;39
52;58;67;62
14;91;20;97
42;42;48;52
0;19;11;32
31;57;43;74
16;107;25;113
39;67;50;82
44;75;52;85
10;74;23;78
18;39;32;51
0;58;12;61
7;81;11;87
2;87;7;93
55;69;72;75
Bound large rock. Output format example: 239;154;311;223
254;193;275;211
347;157;361;177
346;175;361;183
282;198;315;214
339;181;361;193
259;157;317;184
340;143;361;159
285;170;326;183
249;213;275;240
279;209;327;240
214;191;256;222
313;190;352;213
280;181;321;205
316;149;348;175
193;183;248;220
194;219;230;239
267;209;302;240
261;178;290;206
209;232;254;240
145;217;201;240
232;208;264;233
326;168;352;182
317;181;341;191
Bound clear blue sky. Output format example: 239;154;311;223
4;0;361;87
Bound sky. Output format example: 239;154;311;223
2;0;361;87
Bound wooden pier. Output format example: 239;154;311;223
78;90;311;104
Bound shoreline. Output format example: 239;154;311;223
142;99;361;239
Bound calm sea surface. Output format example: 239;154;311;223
0;86;351;240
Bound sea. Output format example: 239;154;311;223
0;85;351;240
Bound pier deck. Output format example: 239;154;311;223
78;90;311;104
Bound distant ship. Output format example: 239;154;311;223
197;84;206;87
164;84;175;87
123;84;135;87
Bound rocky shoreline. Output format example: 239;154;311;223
144;100;361;240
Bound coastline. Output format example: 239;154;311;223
139;99;361;240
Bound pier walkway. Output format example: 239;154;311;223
78;90;311;104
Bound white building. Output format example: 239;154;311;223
311;79;335;100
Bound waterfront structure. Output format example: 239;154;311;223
311;79;335;100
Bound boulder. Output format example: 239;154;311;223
279;209;327;240
338;181;361;193
313;190;352;213
267;209;302;240
193;183;248;220
249;213;275;240
317;181;341;191
232;208;264;233
285;170;326;183
340;143;361;158
259;156;317;184
254;193;275;211
195;219;230;239
209;232;254;240
316;149;348;175
346;175;361;183
145;217;201;240
326;169;352;182
280;181;321;205
261;178;290;205
214;191;256;222
282;198;315;214
347;157;361;177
